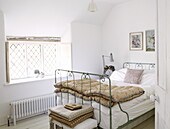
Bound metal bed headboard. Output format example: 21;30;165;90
123;62;155;70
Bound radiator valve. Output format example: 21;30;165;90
7;115;11;126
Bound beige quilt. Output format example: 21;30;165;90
54;79;144;107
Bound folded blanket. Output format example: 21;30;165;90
49;112;94;128
49;105;93;121
64;104;82;110
54;79;145;107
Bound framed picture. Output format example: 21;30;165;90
146;30;155;52
129;32;143;51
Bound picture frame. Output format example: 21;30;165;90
145;30;155;52
129;32;143;51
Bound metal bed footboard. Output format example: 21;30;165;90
55;69;114;129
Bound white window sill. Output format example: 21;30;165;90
4;76;55;86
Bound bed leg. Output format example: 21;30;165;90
97;124;102;129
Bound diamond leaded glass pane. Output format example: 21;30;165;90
9;43;27;79
27;44;41;77
43;44;57;75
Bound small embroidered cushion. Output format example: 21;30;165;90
124;69;144;84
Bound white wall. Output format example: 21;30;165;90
102;0;157;69
61;25;72;42
0;9;7;125
0;10;55;125
0;11;6;86
71;22;102;73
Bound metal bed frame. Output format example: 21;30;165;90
54;62;155;129
123;62;155;69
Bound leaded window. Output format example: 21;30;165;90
6;41;71;82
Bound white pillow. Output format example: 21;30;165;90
140;70;156;85
110;68;127;81
118;68;127;73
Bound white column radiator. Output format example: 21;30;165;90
10;93;57;125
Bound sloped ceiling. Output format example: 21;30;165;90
0;0;130;37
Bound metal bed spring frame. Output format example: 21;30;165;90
54;62;155;129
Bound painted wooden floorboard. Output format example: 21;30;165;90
132;116;155;129
0;114;154;129
0;114;49;129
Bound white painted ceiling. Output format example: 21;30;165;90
0;0;130;37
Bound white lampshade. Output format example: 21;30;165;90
88;0;97;12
